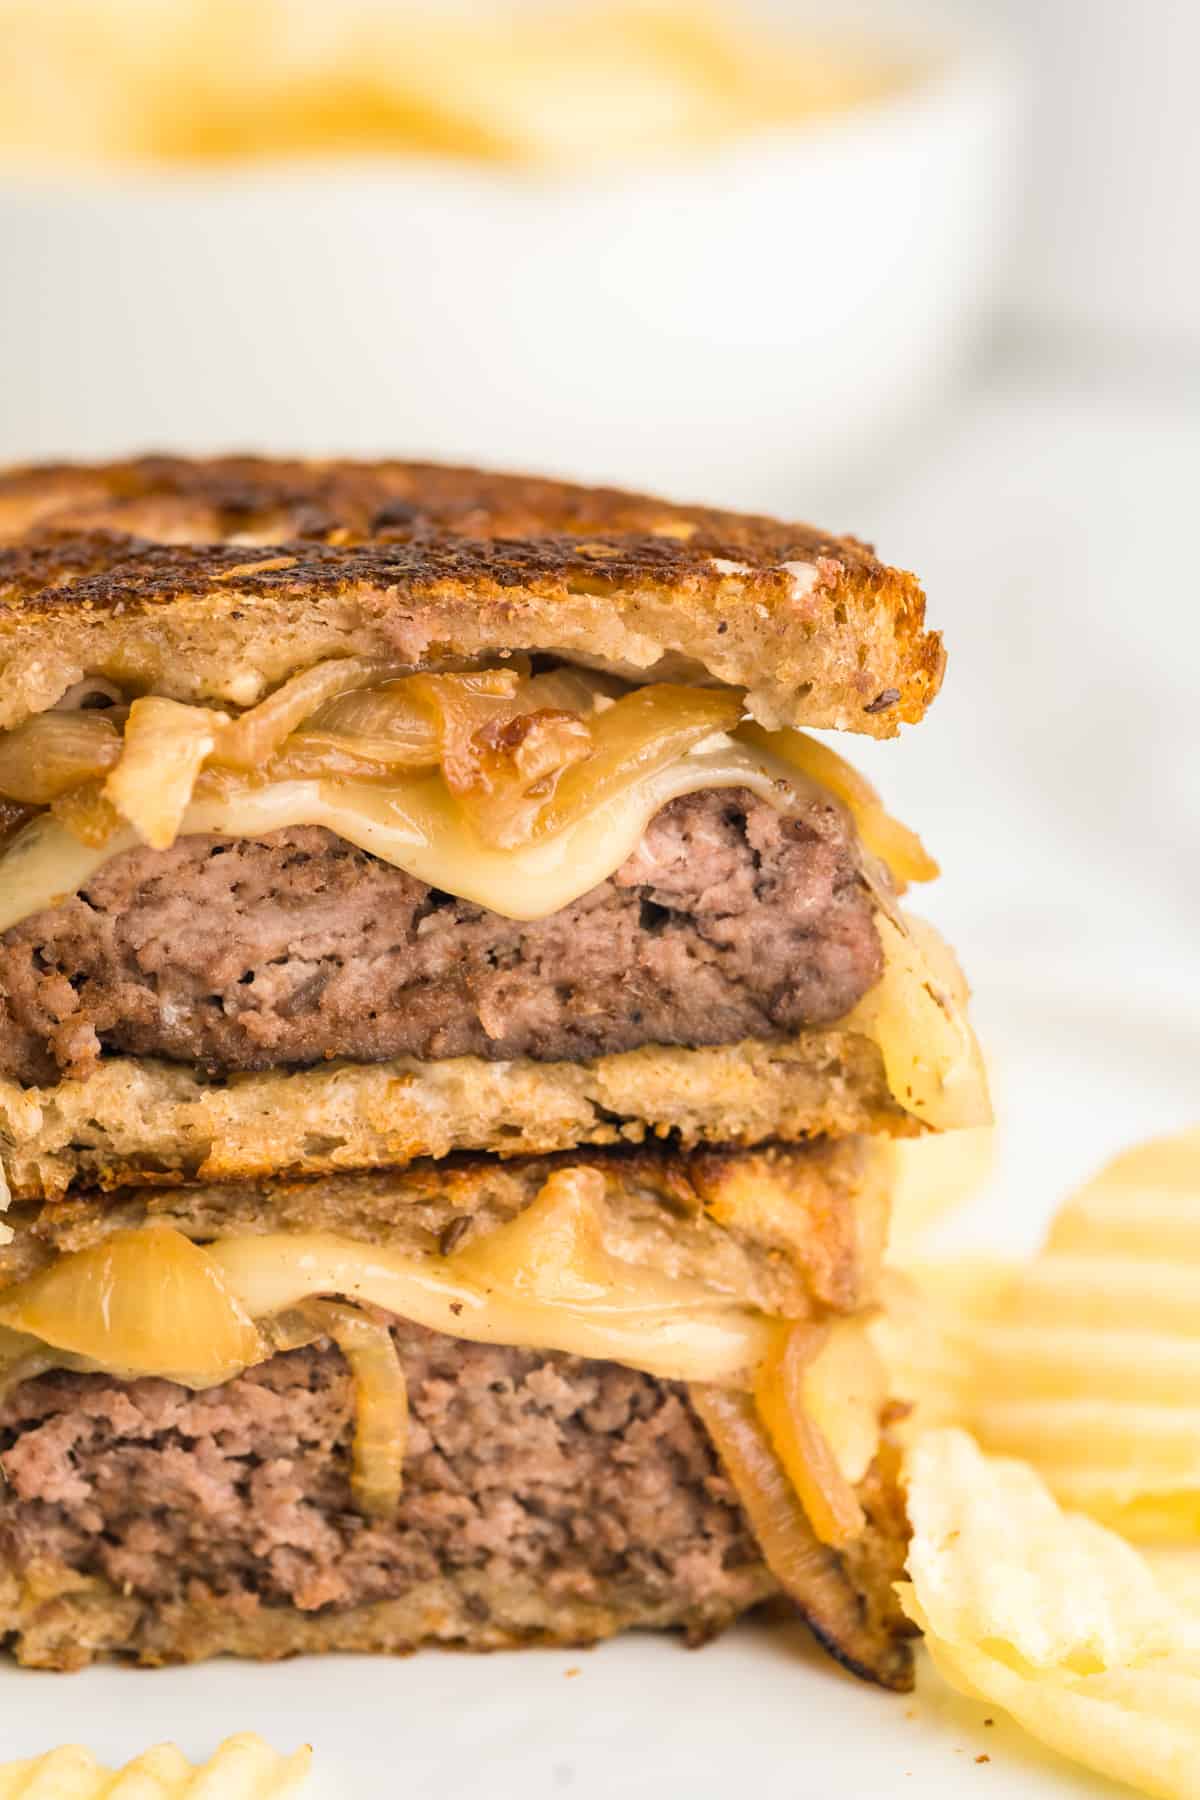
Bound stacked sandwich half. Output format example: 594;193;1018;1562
0;458;988;1685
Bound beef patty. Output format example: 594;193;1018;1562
0;787;882;1086
0;1324;910;1677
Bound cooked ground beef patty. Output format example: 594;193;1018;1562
0;788;881;1086
0;1324;909;1677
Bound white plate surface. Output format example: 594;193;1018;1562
1;965;1195;1798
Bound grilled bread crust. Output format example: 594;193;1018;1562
0;455;943;735
0;1034;913;1203
0;1135;893;1323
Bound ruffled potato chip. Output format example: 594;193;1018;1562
868;1259;1015;1442
903;1429;1183;1668
902;1429;1200;1800
880;1127;1200;1540
887;1124;996;1255
0;1733;310;1799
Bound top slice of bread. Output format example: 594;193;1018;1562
0;455;943;735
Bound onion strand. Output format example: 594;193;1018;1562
753;1322;866;1548
303;1299;409;1521
212;657;409;769
0;711;122;804
103;697;221;850
690;1383;912;1689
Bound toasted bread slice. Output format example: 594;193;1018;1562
0;456;942;735
0;1134;893;1323
0;1033;912;1203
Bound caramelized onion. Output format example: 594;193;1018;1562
304;1299;408;1520
213;657;407;769
803;1317;887;1485
50;779;124;848
690;1384;910;1688
0;1226;265;1387
448;708;596;848
327;669;519;775
400;669;590;848
310;680;439;756
453;1166;614;1303
258;1307;325;1357
754;1324;867;1548
739;722;938;888
299;666;614;843
104;696;221;850
0;711;121;803
268;728;439;781
529;684;743;840
207;1207;774;1386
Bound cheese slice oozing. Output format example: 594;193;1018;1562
0;737;802;931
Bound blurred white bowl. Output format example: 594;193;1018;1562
0;18;1021;511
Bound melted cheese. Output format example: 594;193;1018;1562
841;912;992;1134
0;1174;775;1392
207;1229;774;1385
0;738;806;930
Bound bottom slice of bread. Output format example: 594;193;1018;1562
0;1323;911;1683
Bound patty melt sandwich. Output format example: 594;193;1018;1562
0;457;989;1686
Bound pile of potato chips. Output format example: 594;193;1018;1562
888;1125;1200;1798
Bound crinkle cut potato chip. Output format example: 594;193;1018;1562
901;1429;1200;1800
967;1125;1200;1539
0;1733;311;1799
868;1258;1016;1442
887;1124;996;1256
902;1429;1183;1668
1048;1128;1200;1263
878;1126;1200;1540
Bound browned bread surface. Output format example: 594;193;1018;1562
0;455;943;735
0;1033;912;1202
0;1134;893;1324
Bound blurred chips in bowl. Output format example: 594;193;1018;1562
0;0;1021;508
0;0;896;168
